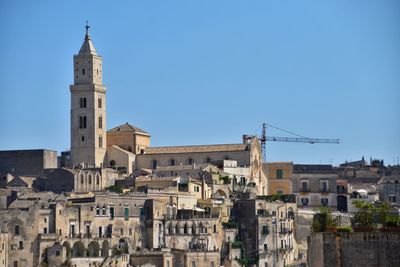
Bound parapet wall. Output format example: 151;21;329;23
308;232;400;267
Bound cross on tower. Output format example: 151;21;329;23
85;20;90;35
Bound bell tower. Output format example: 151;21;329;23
70;23;106;167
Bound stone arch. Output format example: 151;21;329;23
95;173;100;185
62;241;72;258
88;241;100;257
216;189;227;198
101;240;110;257
118;238;129;253
72;241;85;257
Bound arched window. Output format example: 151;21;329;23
88;175;92;184
80;174;84;184
184;224;188;234
175;224;180;235
96;175;100;185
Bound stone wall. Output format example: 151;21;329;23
0;149;57;176
308;232;400;267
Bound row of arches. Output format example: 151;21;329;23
165;221;216;235
64;240;110;258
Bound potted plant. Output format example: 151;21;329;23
352;200;374;232
381;215;400;232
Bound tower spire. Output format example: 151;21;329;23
85;20;90;35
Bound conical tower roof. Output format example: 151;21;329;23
78;23;97;56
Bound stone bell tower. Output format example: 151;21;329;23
70;23;106;167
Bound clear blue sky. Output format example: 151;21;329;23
0;1;399;166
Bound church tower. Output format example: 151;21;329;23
70;24;106;167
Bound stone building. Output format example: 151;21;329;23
135;138;268;195
264;162;293;195
291;164;338;210
0;149;57;177
0;193;56;267
0;232;9;267
107;123;151;155
380;175;400;206
236;197;298;267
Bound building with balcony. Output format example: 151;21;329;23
291;164;338;210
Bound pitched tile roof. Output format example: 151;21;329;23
107;122;149;135
144;143;249;155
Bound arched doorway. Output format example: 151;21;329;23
62;241;72;258
118;238;129;253
88;241;100;257
72;241;85;257
102;240;110;257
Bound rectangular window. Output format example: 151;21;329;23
301;181;308;192
170;159;175;166
15;225;20;235
389;195;396;202
301;198;309;206
320;181;328;192
110;207;114;220
44;227;47;234
98;98;102;109
99;226;102;237
98;116;102;129
80;116;87;129
262;225;269;235
19;241;23;250
99;136;103;148
264;243;268;251
124;207;129;221
152;160;157;170
276;169;283;179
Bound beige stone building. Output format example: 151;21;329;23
135;138;268;195
264;162;293;195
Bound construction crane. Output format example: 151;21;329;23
244;123;340;162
